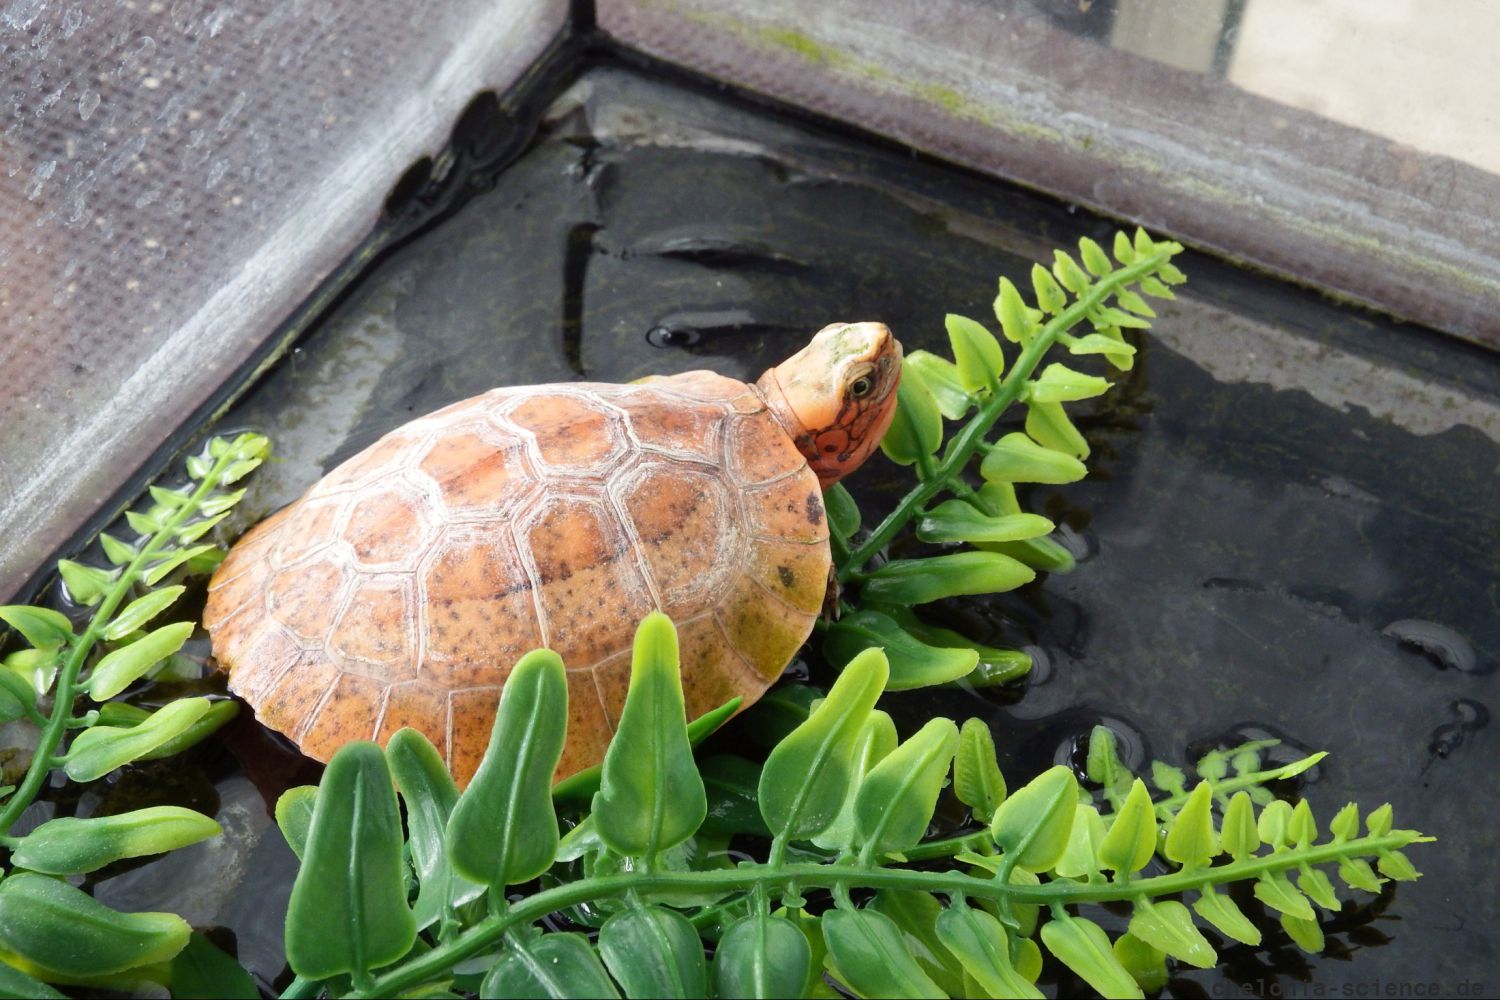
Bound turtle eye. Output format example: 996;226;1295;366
849;375;874;399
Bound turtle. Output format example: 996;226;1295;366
203;321;902;784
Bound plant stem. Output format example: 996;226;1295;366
340;831;1412;999
836;251;1169;584
0;449;236;837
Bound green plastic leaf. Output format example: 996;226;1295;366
102;587;186;642
861;551;1034;605
591;615;706;861
1027;363;1111;404
1298;866;1340;910
1338;857;1383;892
1099;779;1158;875
550;696;740;806
1031;263;1066;314
994;277;1034;345
1040;915;1143;999
0;960;66;998
598;905;706;999
1378;849;1421;881
980;432;1087;485
1128;899;1215;968
10;807;220;876
880;360;944;466
934;904;1043;999
139;698;239;761
812;711;897;853
126;510;163;536
0;670;40;726
866;891;966;998
1164;781;1218;869
199;488;248;517
905;350;974;419
1254;873;1315;920
1329;802;1359;842
954;718;1006;819
284;742;415;981
98;532;136;566
0;606;73;649
916;499;1054;544
1052;250;1090;293
449;649;566;885
1133;227;1155;257
388;728;481;931
1079;237;1112;277
58;560;117;606
1193;887;1261;945
759;647;887;840
823;609;978;690
824;482;861;540
714;912;812;1000
980;535;1077;574
1025;401;1089;460
1366;802;1393;837
1221;791;1260;861
1084;726;1131;806
64;698;213;781
1281;913;1325;953
1115;288;1155;317
990;764;1078;873
169;932;259;999
1258;799;1294;847
0;872;190;980
87;622;194;700
143;545;215;586
482;931;619;1000
1054;802;1106;879
822;907;945;999
1112;932;1166;994
854;717;959;858
1289;799;1318;847
274;786;318;861
945;314;1005;392
177;511;232;544
896;616;1031;687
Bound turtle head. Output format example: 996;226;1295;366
756;321;903;487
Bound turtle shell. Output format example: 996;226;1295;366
203;370;829;784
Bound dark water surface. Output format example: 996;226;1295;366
55;62;1500;995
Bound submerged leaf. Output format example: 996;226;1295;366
168;932;259;1000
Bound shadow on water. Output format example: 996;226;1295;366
27;57;1499;994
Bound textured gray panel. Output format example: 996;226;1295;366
0;0;567;598
598;0;1500;345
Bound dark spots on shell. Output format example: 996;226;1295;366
823;444;837;453
805;492;823;526
777;565;795;588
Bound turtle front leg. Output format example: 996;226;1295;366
821;564;843;621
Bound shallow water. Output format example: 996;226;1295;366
44;59;1500;994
